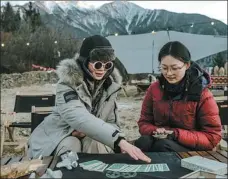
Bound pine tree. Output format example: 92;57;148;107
23;2;42;32
2;2;16;32
14;9;21;31
213;53;225;68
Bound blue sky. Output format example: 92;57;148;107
2;1;227;24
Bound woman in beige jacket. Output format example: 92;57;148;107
28;35;150;163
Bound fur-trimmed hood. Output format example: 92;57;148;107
56;54;122;88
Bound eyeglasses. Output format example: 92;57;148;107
159;63;186;73
89;61;113;70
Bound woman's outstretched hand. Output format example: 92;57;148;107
118;139;151;163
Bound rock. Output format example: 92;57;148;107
19;129;30;136
1;71;59;89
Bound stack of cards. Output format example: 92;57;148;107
181;156;227;175
106;163;170;172
152;130;173;139
79;160;109;172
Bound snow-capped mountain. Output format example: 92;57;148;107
34;1;94;14
18;1;228;38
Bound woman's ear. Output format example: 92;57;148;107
186;62;191;70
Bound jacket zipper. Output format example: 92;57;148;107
104;87;122;102
97;87;122;118
169;99;173;126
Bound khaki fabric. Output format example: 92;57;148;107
54;136;113;156
82;136;114;154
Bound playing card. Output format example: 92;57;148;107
79;160;103;169
86;162;106;171
152;133;168;139
165;130;173;135
83;162;104;170
152;164;159;172
154;164;170;172
106;163;129;172
160;164;170;171
135;165;149;172
92;164;109;172
146;164;154;172
152;130;174;139
135;164;170;172
79;160;100;167
120;165;141;172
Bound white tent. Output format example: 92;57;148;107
107;31;227;74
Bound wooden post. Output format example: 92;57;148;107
1;125;6;157
121;85;128;97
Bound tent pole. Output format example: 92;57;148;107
152;40;154;74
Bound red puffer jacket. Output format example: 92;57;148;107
138;64;221;150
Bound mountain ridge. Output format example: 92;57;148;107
12;1;226;38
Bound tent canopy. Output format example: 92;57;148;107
107;31;227;74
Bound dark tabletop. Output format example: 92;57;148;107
54;152;192;179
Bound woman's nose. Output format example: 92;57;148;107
98;65;105;71
166;69;173;76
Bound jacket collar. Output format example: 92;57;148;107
56;53;122;88
56;53;122;107
159;61;211;102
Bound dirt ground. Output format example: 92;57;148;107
1;84;145;157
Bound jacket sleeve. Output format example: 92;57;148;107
173;89;222;150
137;84;158;135
55;83;124;149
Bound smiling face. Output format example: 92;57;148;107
88;60;113;80
160;55;190;84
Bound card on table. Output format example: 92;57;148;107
106;163;129;172
135;164;170;172
79;160;103;170
86;162;105;170
119;165;141;172
80;160;170;173
93;164;109;172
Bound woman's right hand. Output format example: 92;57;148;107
153;128;173;135
154;128;166;134
72;130;86;139
118;139;151;163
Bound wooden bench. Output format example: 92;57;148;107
176;150;228;165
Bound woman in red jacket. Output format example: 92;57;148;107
135;41;222;152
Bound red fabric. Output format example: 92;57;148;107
138;81;222;150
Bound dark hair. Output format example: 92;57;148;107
158;41;191;63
